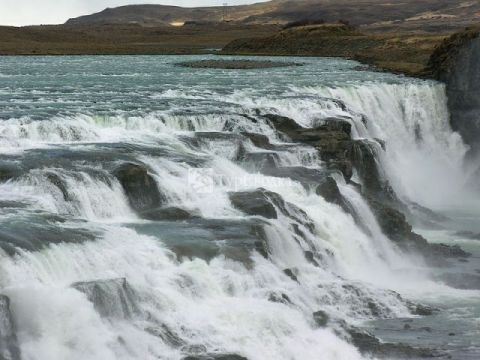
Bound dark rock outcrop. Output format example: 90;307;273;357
428;26;480;158
141;206;199;221
113;163;166;214
229;189;279;219
183;355;247;360
264;114;389;189
46;172;70;201
133;217;270;264
437;272;480;290
0;295;21;360
229;188;315;234
178;60;300;70
241;132;275;150
261;113;467;262
313;310;329;327
0;215;96;255
0;162;21;183
316;177;352;214
72;278;139;319
268;292;292;304
409;303;437;316
347;328;441;358
146;324;185;348
455;231;480;240
367;197;469;260
283;268;299;282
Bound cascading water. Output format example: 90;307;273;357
0;56;478;360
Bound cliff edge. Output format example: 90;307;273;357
427;26;480;157
222;24;447;76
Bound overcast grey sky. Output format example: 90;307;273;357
0;0;268;26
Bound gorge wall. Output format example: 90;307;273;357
428;27;480;159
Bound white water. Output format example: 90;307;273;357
0;57;477;360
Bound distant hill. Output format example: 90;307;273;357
66;0;480;31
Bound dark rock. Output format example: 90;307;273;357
46;172;70;201
374;138;386;151
0;216;96;255
262;166;331;187
229;189;278;219
304;250;320;267
316;177;352;214
455;231;480;240
367;196;470;260
181;345;207;354
268;292;292;304
420;327;432;333
0;162;21;183
237;151;280;170
241;132;275;150
178;59;300;70
146;324;185;347
141;206;199;221
316;177;371;234
113;163;166;213
0;295;21;360
367;301;382;317
404;324;411;330
264;114;304;139
368;199;417;245
182;354;248;360
72;278;139;319
229;189;315;234
283;268;298;282
313;310;329;327
347;327;441;358
131;218;270;264
428;243;470;259
311;117;352;136
349;140;385;197
437;272;480;290
428;27;480;158
194;132;243;143
263;114;389;189
410;304;437;316
449;333;456;336
407;201;449;227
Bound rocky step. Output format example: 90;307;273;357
72;278;140;319
113;162;167;214
0;214;97;255
129;217;271;265
0;295;21;360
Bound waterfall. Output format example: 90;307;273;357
309;83;471;210
0;56;476;360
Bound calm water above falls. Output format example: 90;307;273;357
0;56;478;360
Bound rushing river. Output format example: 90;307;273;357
0;56;478;360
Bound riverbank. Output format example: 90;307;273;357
0;22;470;78
0;23;279;56
221;24;450;77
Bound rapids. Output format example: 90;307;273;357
0;56;478;360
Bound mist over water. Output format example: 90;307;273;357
0;56;478;360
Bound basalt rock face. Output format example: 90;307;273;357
263;113;467;261
367;196;469;261
72;278;139;319
0;295;21;360
428;27;480;158
113;163;167;215
265;114;387;192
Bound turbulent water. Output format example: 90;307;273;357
0;56;479;360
